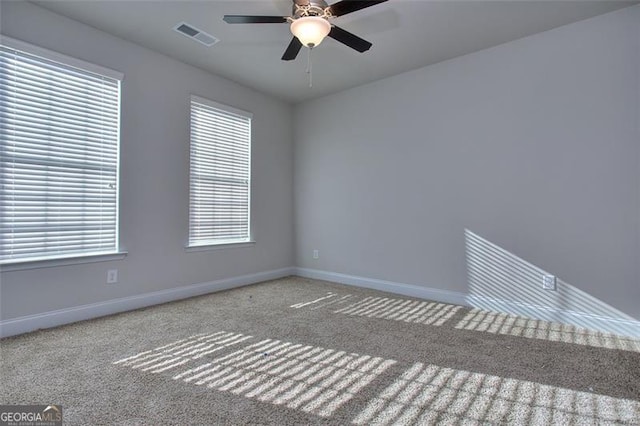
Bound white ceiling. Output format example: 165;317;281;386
32;0;636;103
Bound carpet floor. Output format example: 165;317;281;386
1;276;639;425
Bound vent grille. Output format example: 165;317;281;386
173;22;219;47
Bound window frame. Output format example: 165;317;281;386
187;95;253;250
0;36;126;269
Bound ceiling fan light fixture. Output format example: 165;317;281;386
290;16;331;48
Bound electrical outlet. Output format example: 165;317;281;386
542;274;556;291
313;250;319;260
107;269;119;284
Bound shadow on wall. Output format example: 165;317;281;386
464;229;640;338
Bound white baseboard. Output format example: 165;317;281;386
295;267;469;306
295;267;640;338
4;266;638;339
0;267;295;338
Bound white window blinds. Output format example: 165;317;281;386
0;39;121;264
189;96;251;246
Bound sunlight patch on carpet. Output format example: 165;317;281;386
113;331;253;373
177;339;396;417
455;310;640;353
291;292;461;326
290;292;357;310
353;362;640;425
337;297;461;325
114;333;396;418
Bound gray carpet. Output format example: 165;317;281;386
1;276;639;425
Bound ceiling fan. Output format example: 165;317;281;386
223;0;389;61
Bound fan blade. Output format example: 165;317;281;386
328;25;372;52
223;15;287;24
328;0;388;17
282;37;303;61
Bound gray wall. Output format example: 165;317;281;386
1;2;638;329
294;6;640;320
0;1;294;320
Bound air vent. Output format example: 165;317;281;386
173;22;219;47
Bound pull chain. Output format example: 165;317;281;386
306;47;313;88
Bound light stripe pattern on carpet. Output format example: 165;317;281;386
113;331;253;373
353;362;640;425
292;292;461;326
115;333;397;418
455;309;640;353
4;277;638;425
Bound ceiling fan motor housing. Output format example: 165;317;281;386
292;0;332;19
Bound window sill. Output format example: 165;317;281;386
0;252;128;272
185;241;256;253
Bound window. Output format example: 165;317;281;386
189;96;251;247
0;38;122;264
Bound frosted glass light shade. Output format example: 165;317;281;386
290;16;331;47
